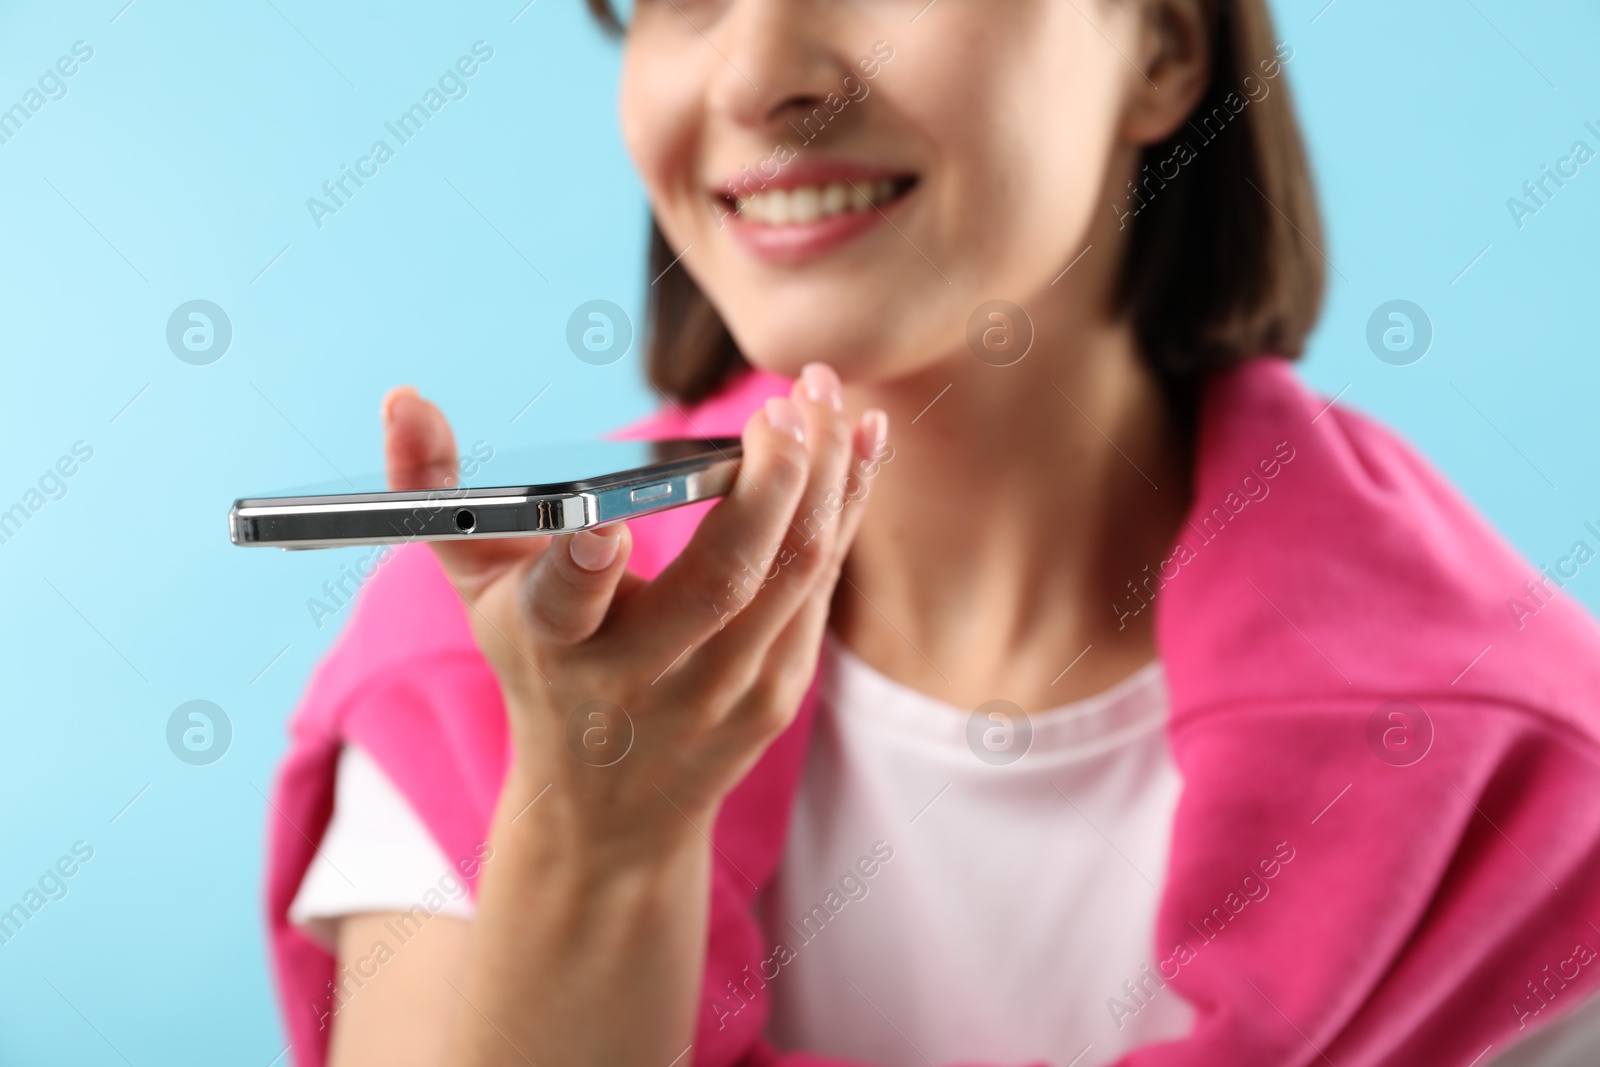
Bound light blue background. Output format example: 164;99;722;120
0;1;1595;1063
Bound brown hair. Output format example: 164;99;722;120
585;0;1324;405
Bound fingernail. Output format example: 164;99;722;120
381;385;418;428
860;409;888;457
801;363;842;411
766;396;806;442
570;528;621;572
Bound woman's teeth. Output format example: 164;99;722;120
737;179;900;224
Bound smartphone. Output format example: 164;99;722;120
229;437;741;549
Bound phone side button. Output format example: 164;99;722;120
629;481;673;503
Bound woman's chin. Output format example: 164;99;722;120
737;345;896;388
729;318;949;387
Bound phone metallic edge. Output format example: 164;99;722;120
228;438;741;550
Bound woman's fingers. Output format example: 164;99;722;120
685;402;888;702
690;365;856;653
609;394;814;667
382;386;548;599
521;524;639;646
782;364;857;576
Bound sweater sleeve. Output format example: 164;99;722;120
1122;695;1600;1066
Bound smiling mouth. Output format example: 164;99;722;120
720;176;918;226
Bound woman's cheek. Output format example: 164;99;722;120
618;49;703;226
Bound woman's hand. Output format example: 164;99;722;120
384;364;886;839
373;366;886;1067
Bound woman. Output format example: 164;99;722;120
266;0;1600;1064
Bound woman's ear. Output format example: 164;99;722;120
1120;0;1212;146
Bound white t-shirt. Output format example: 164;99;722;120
757;637;1190;1065
288;742;473;950
289;636;1600;1065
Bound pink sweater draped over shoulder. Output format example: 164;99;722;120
264;358;1600;1066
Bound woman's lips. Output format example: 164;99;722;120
717;172;918;266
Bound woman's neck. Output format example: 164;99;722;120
835;316;1194;711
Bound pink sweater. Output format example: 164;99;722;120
264;357;1600;1065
